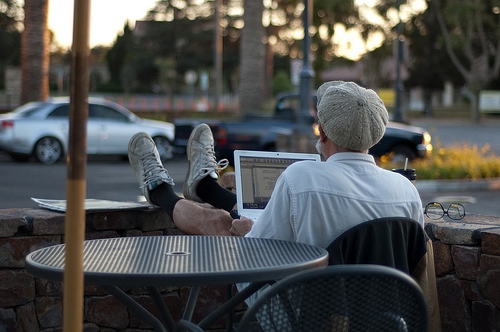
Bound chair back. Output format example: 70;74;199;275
238;264;428;332
326;217;427;274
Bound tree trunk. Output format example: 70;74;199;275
470;90;480;123
423;88;432;117
21;0;50;104
238;0;266;114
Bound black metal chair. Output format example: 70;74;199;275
324;217;439;331
237;264;428;332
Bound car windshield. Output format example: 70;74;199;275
10;103;46;118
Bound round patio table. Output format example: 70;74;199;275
26;235;328;331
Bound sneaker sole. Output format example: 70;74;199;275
183;124;211;200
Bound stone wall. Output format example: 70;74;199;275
1;205;500;331
425;214;500;332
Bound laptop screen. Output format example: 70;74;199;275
234;150;321;218
239;156;301;209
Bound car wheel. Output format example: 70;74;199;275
34;137;63;164
386;145;417;164
152;136;173;162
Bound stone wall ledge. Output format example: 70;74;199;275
425;214;500;246
0;206;178;239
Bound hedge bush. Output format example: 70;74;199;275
379;144;500;180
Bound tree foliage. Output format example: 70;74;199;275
0;0;22;55
105;22;135;91
261;0;385;87
429;0;500;121
404;1;464;115
104;0;395;97
103;1;241;95
0;0;22;89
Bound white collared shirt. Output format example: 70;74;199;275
245;152;424;249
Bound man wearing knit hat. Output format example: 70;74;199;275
241;81;438;330
127;79;424;243
244;80;424;245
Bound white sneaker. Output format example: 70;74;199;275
128;132;174;205
183;124;228;202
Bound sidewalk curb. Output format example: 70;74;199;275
416;177;500;193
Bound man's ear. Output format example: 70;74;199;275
318;123;328;142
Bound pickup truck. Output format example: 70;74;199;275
173;93;433;165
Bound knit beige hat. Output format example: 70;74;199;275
316;81;389;151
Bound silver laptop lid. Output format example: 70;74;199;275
234;150;321;220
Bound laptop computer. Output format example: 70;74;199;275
234;150;321;221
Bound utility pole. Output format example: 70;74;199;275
298;0;315;133
214;0;222;111
393;0;405;123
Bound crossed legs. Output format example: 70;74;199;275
128;124;253;236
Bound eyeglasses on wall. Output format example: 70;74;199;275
424;202;466;220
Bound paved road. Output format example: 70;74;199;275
0;154;189;210
1;117;499;216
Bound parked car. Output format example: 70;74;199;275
370;121;432;163
0;97;175;164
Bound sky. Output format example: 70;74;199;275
48;0;158;48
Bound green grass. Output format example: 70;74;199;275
379;144;500;180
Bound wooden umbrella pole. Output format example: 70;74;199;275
63;0;91;330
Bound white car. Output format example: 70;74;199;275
0;97;175;164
